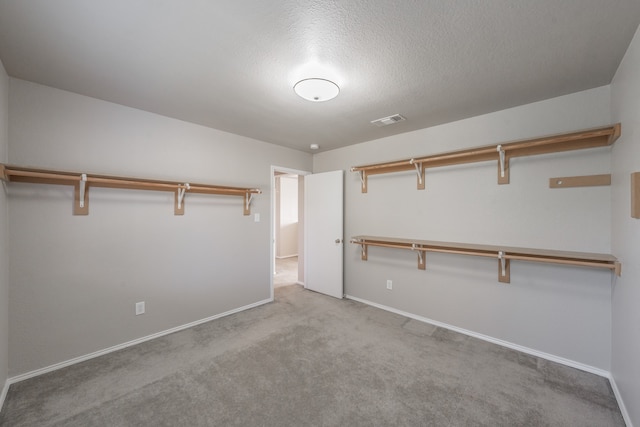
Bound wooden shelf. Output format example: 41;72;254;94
1;164;261;216
351;124;621;192
350;235;621;283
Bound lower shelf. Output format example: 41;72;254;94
350;235;621;283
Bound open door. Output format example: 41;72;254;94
304;170;344;299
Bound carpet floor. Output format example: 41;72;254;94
274;256;298;288
0;285;624;426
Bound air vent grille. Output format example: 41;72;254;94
371;114;406;127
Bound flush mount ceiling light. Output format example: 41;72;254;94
294;78;339;102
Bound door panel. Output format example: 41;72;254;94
304;170;344;299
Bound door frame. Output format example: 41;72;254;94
270;165;311;300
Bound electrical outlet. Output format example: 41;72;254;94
254;213;260;222
135;301;145;315
386;280;393;290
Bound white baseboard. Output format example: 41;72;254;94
609;374;633;427
0;379;9;413
296;281;304;286
7;298;272;386
275;254;298;259
345;294;610;378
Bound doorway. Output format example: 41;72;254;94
271;166;309;297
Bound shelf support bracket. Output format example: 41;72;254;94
244;192;254;216
351;239;368;260
73;174;89;216
498;251;511;283
412;244;426;270
410;159;425;190
174;183;189;215
358;170;368;193
497;145;509;184
79;174;87;208
360;241;368;260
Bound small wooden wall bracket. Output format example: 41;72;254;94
615;261;622;277
497;146;510;185
358;170;368;193
0;163;7;181
498;251;511;283
73;181;89;215
174;186;186;216
360;243;368;260
411;160;426;190
242;192;253;216
243;192;253;216
413;244;426;270
549;174;611;188
632;172;640;219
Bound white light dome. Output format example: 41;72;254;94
294;78;339;102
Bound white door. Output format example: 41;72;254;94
304;170;344;299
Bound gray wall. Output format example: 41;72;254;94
0;59;9;394
7;79;312;376
314;87;614;370
611;25;640;426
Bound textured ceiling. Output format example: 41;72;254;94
0;1;639;153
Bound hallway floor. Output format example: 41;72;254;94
274;256;298;288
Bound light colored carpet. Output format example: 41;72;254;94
0;285;624;426
274;256;298;288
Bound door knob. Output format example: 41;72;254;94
335;238;343;244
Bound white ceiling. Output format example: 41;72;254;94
1;1;639;153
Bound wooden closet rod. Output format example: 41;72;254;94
351;236;621;283
1;164;261;216
351;123;621;192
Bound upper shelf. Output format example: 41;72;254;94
0;164;261;216
351;235;621;283
351;124;621;192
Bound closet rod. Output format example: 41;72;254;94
355;239;618;270
350;239;497;259
350;236;621;283
351;123;621;191
3;167;258;194
1;164;261;215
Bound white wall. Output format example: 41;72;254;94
314;86;614;370
611;25;640;427
0;59;9;397
277;175;298;258
297;175;305;283
7;79;312;376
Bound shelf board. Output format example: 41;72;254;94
1;164;261;216
351;124;620;192
351;235;620;283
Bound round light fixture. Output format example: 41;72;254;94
310;144;319;150
294;78;339;102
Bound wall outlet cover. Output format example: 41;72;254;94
135;301;145;315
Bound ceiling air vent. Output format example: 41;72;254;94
371;114;406;127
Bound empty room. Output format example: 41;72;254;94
0;1;639;426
